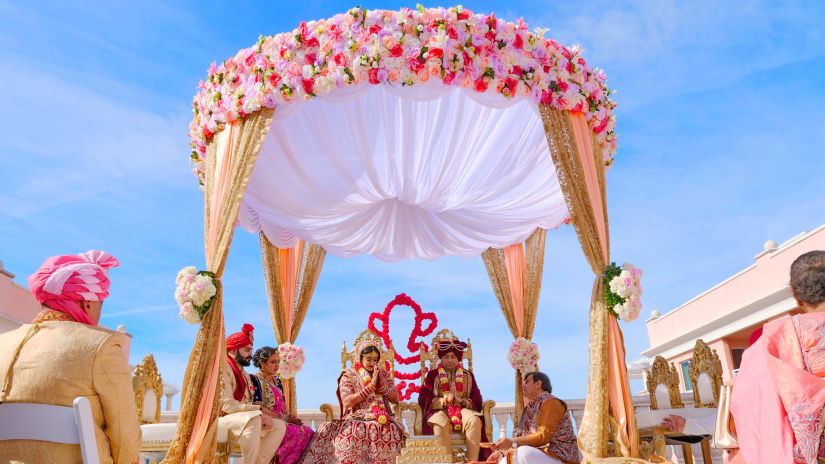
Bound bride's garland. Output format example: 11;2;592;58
355;362;390;426
438;367;465;431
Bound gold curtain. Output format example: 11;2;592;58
481;227;546;421
538;105;639;461
260;233;326;413
162;109;274;464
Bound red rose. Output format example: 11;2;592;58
389;44;404;57
244;54;256;67
447;27;458;40
333;52;346;66
269;73;282;87
504;77;518;95
566;61;575;73
407;55;424;72
305;53;316;65
301;78;314;94
443;71;456;85
368;68;380;84
428;48;443;59
457;10;470;20
513;34;524;49
305;37;319;48
474;77;489;92
369;24;382;35
485;29;496;41
511;65;523;75
540;90;553;105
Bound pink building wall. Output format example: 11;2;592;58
0;263;41;330
643;224;825;388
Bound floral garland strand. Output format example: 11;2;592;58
366;292;439;400
438;367;465;431
175;266;218;324
188;5;618;184
604;262;643;322
277;342;305;379
507;337;539;373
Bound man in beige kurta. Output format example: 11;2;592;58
0;250;141;464
219;324;285;464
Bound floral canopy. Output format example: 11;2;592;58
164;6;644;464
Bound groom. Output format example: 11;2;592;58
418;335;490;461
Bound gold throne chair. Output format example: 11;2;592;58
687;339;723;464
319;329;402;422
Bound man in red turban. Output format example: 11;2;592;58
418;334;489;461
219;323;285;464
0;250;140;463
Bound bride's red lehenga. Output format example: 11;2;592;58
299;366;405;464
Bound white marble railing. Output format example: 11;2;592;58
159;392;720;463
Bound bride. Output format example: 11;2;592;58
299;338;405;464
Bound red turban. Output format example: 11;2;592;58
227;323;255;350
436;338;467;361
28;250;119;325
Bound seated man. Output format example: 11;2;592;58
0;250;141;464
418;335;489;461
488;372;579;464
219;324;286;464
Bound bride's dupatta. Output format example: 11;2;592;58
731;312;825;464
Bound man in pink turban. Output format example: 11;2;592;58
27;249;120;325
0;250;141;463
219;323;286;464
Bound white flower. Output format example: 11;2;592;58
302;64;315;79
176;266;197;285
179;303;201;324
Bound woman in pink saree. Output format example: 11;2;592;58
251;347;314;464
731;250;825;464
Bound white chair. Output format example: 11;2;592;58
0;396;100;464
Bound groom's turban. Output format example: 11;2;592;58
226;323;255;350
28;250;120;325
436;338;467;361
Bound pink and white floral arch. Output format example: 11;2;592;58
188;5;617;261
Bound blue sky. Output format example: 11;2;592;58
1;0;824;410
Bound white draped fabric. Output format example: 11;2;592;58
238;82;567;261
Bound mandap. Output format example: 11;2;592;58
164;6;645;464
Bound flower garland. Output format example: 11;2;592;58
175;266;218;324
188;5;617;184
507;337;539;373
604;262;643;322
438;367;465;431
355;362;390;426
367;293;438;400
277;342;305;379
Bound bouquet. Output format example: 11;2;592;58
507;337;539;373
278;342;305;379
605;262;643;322
175;266;218;324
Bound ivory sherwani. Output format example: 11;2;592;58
0;320;141;464
219;360;285;464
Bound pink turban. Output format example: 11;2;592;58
28;250;120;325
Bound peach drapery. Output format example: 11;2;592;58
482;227;546;421
539;106;638;461
162;109;274;464
261;234;326;413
